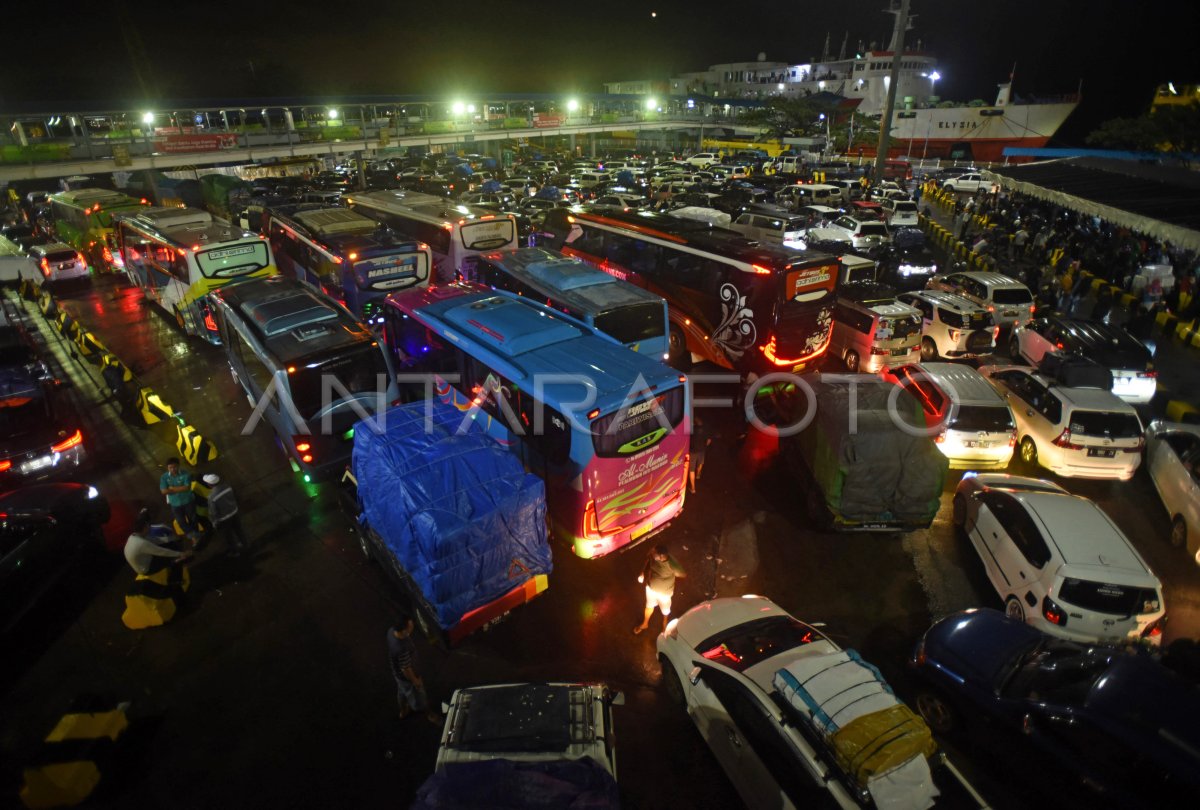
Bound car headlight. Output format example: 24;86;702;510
663;618;679;638
87;486;99;500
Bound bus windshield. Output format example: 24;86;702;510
288;345;389;420
590;386;685;457
197;242;272;279
594;303;667;346
460;219;515;252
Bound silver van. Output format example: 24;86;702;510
830;283;923;372
888;362;1016;469
729;208;807;246
776;183;841;211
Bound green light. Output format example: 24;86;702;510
303;474;311;483
342;427;355;441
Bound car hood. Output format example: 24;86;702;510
1087;656;1200;738
922;609;1042;686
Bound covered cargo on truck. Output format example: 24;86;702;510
783;374;948;530
349;400;551;644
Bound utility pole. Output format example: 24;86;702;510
872;0;911;187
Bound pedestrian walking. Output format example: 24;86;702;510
124;510;192;575
203;474;249;557
387;613;441;724
634;545;685;635
688;417;713;495
160;458;201;541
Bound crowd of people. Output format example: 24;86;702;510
933;181;1200;323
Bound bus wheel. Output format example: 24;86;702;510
844;350;860;372
667;324;691;370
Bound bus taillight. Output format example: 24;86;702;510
583;500;600;539
294;437;315;465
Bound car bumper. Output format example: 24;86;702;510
1112;378;1156;405
1042;452;1141;480
1031;614;1162;647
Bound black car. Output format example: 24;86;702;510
0;482;110;632
1011;315;1154;389
912;608;1200;808
0;366;88;489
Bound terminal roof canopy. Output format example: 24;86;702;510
987;157;1200;251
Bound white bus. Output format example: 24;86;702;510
115;207;276;343
343;190;517;282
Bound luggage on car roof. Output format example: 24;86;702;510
1040;352;1114;390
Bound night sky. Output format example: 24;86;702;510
3;0;1196;142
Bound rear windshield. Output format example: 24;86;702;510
197;242;271;279
893;202;917;212
1068;411;1142;439
1058;578;1160;616
590;385;684;458
288;345;389;420
880;315;922;339
594;302;666;346
697;616;821;673
992;287;1033;305
939;307;992;329
950;404;1015;433
44;250;78;264
859;222;889;237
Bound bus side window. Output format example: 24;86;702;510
629;239;661;276
572;225;604;257
603;233;634;267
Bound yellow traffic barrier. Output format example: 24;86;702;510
1176;320;1197;342
175;423;219;467
100;354;132;383
19;699;129;809
38;290;56;316
1166;400;1199;423
122;564;190;629
137;388;174;426
75;330;106;360
192;478;213;522
1090;278;1106;291
1121;293;1136;307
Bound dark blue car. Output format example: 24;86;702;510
910;608;1200;808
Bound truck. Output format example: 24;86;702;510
413;682;623;810
781;374;948;530
342;400;552;645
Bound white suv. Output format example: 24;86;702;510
898;290;997;360
809;215;890;250
953;473;1165;646
941;172;994;194
926;271;1035;328
882;198;919;227
686;152;720;169
28;242;89;285
979;365;1144;480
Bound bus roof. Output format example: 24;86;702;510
49;188;144;209
345;190;509;226
388;283;682;412
484;247;665;313
214;276;375;364
121;206;251;248
568;208;835;270
268;204;422;256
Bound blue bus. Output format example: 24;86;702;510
382;282;691;559
263;203;431;324
466;247;671;360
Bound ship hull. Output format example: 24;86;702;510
886;101;1078;163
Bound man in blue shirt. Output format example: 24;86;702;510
160;457;200;542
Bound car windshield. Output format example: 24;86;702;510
859;223;889;236
993;287;1033;305
1001;641;1111;705
1058;578;1161;616
1068;411;1142;439
949;404;1014;433
43;250;78;264
696;616;822;673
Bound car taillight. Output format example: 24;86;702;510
583;500;600;539
40;258;50;277
1042;596;1067;626
51;429;83;453
1122;436;1145;453
1008;433;1017;448
1137;371;1157;379
934;431;946;443
948;328;960;342
912;639;926;666
0;460;11;472
294;437;314;464
1052;429;1084;450
870;346;890;355
992;326;1000;341
204;312;218;332
1142;617;1165;639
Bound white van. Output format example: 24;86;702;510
775;183;841;211
830;284;923;372
729;207;807;246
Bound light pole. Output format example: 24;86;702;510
921;71;941;163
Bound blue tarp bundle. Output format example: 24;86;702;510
412;758;620;810
352;401;551;630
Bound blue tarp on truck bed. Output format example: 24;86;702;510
352;401;551;631
412;759;620;810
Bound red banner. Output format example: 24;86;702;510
533;117;562;129
152;133;239;153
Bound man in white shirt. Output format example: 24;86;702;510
124;512;190;575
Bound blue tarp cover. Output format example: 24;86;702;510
352;401;551;630
412;758;620;810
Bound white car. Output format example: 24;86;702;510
593;193;649;211
941;173;994;194
881;198;919;227
685;152;720;169
1145;421;1200;564
27;242;90;285
898;290;997;360
979;365;1144;480
808;215;891;250
953;473;1165;646
1009;316;1156;405
656;596;979;809
925;271;1035;328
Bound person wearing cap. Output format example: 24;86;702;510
204;474;248;557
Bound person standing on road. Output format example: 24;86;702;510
688;417;713;495
634;545;686;635
388;614;440;724
124;511;192;575
160;458;200;542
203;474;249;557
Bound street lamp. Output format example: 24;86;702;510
567;99;579;114
141;112;154;126
327;108;339;120
645;97;657;111
451;101;465;116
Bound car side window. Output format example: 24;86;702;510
1040;392;1063;424
698;666;813;807
0;516;42;556
995;493;1050;567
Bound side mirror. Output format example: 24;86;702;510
1021;714;1036;735
688;666;702;686
608;691;626;707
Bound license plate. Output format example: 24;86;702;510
632;522;653;541
1003;310;1017;317
964;440;994;448
1113;377;1131;387
20;456;52;473
1087;448;1116;458
891;347;910;356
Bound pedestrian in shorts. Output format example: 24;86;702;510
634;545;686;635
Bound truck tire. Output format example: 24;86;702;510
668;323;691;370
